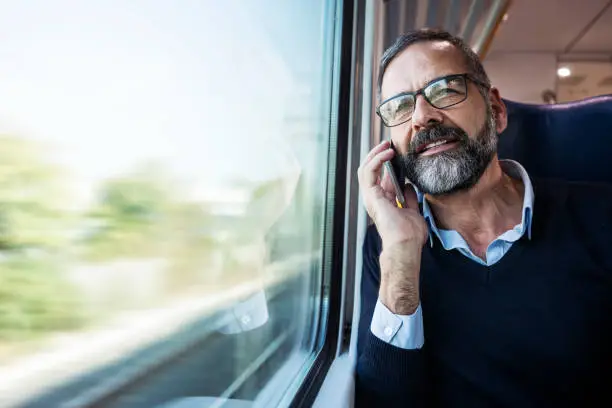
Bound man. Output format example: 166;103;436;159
356;29;612;407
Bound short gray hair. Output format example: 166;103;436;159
377;29;491;98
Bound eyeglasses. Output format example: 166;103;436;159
376;73;490;127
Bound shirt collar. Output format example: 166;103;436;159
418;159;535;248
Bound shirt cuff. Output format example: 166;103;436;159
370;299;424;349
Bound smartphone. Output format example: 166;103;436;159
384;141;406;209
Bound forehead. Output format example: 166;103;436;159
380;41;468;100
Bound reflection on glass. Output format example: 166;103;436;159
0;1;338;406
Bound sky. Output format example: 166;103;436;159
0;0;334;207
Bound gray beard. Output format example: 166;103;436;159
403;114;498;196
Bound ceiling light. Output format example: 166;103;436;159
502;13;509;21
557;67;571;77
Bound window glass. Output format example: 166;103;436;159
0;1;340;406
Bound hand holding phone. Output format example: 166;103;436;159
357;139;426;243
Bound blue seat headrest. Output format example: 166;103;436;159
498;95;612;184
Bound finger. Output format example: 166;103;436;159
380;164;395;193
363;140;390;164
381;166;416;209
383;190;396;202
403;183;420;210
360;148;394;187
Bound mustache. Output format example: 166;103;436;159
407;125;469;155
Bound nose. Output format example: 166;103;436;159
411;94;444;133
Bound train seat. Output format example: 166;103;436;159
498;95;612;184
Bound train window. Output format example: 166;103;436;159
0;1;342;407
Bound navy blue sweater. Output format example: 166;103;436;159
356;178;612;408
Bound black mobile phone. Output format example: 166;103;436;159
385;141;407;208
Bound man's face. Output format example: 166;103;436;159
380;41;507;195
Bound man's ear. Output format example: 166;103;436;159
488;87;507;134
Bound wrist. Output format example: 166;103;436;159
379;280;420;315
380;244;421;271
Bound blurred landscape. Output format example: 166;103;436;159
0;132;317;365
0;2;333;406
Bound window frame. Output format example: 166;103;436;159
287;0;356;405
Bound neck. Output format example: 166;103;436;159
425;157;525;245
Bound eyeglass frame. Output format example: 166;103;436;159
375;73;491;127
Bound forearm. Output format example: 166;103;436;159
379;245;422;315
356;227;429;406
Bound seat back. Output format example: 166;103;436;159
498;95;612;184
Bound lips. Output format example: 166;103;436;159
415;137;459;154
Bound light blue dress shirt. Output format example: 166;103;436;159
370;160;535;349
